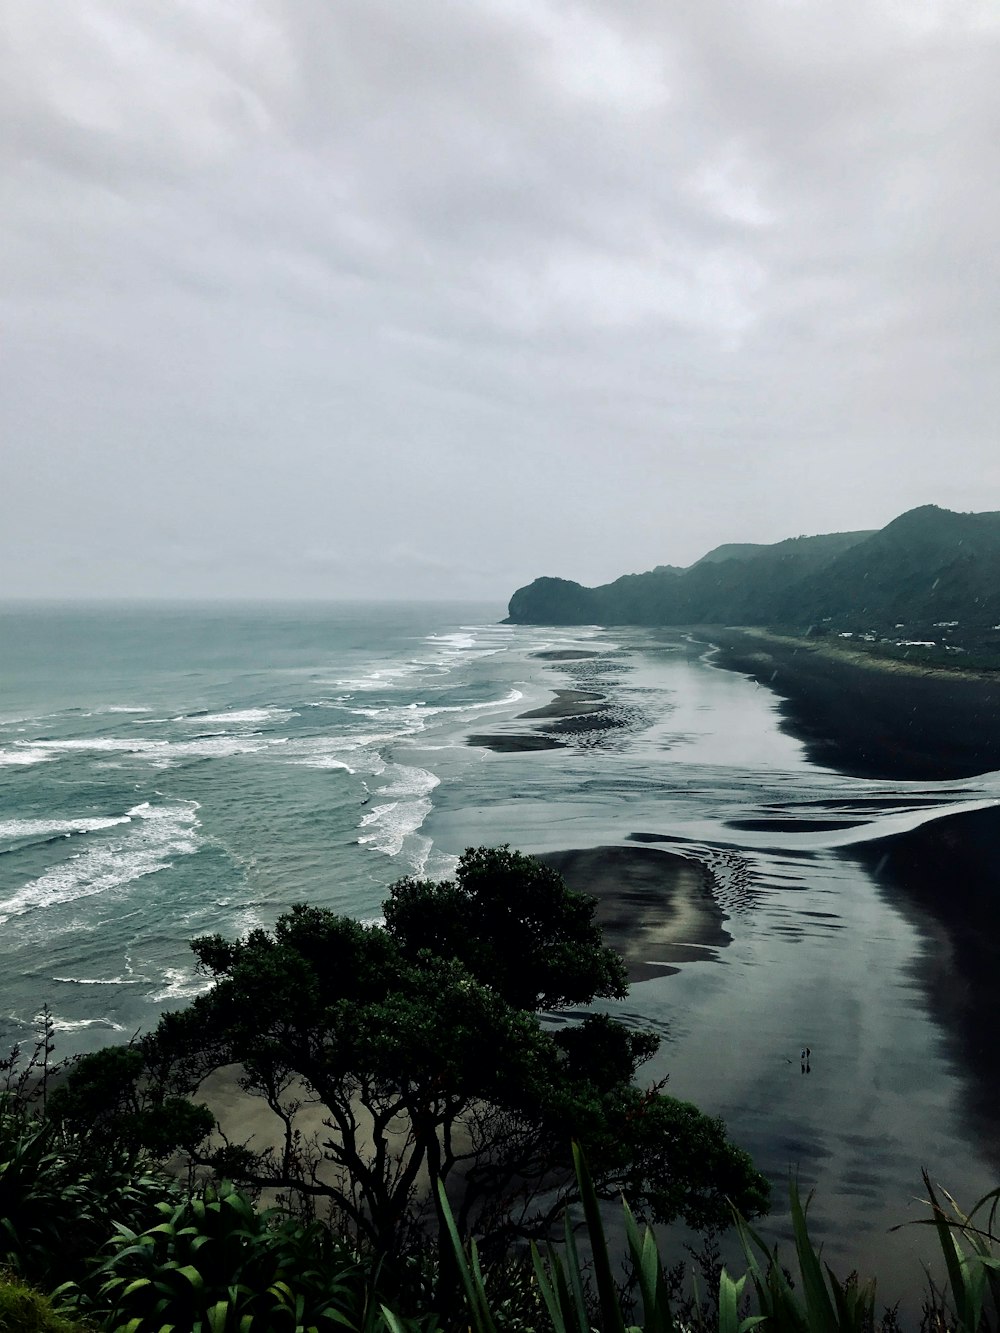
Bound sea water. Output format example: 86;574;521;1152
2;601;998;1307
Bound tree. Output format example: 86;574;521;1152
58;847;768;1263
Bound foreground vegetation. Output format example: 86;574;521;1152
2;1082;998;1332
51;848;767;1265
2;847;998;1330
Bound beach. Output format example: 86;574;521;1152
538;845;731;982
708;626;1000;779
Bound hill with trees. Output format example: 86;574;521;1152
506;506;1000;643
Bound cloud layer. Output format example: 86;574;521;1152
4;1;999;598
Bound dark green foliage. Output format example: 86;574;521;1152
0;1094;177;1291
48;1045;214;1160
85;1180;376;1333
443;1150;997;1333
384;846;628;1009
70;848;765;1265
507;504;1000;633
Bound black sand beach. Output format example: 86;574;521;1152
537;845;731;983
851;805;1000;1165
488;633;1000;1185
708;627;1000;780
469;683;637;753
696;629;1000;1169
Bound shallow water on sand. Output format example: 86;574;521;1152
422;632;1000;1308
3;606;998;1309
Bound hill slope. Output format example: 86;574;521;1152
506;506;1000;631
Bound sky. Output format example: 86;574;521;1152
4;1;1000;602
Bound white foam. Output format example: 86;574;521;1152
149;968;213;1003
17;737;169;755
90;705;151;715
167;735;273;759
0;815;132;839
427;631;478;652
358;798;434;857
178;708;294;725
357;764;440;858
376;763;440;799
52;974;143;986
423;687;524;716
0;800;200;925
42;1013;128;1033
0;747;56;766
281;736;360;771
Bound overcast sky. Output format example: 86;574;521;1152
4;1;1000;601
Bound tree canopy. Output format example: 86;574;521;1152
57;846;768;1261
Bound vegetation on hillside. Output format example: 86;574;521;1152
506;506;1000;655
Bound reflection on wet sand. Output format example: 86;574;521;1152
423;627;1000;1314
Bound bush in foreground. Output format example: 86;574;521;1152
57;848;768;1270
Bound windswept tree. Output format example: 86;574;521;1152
56;847;768;1261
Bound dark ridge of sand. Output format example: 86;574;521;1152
850;805;1000;1169
707;627;1000;780
468;686;635;753
727;817;862;833
536;845;730;983
519;689;605;719
628;831;689;844
532;649;603;660
467;733;567;753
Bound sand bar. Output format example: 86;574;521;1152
537;845;730;983
519;689;605;720
467;733;567;753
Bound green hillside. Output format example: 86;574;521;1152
506;506;1000;648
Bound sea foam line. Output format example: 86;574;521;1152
0;800;200;926
0;815;132;840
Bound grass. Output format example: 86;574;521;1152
441;1149;1000;1333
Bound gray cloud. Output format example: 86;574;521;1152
3;0;999;599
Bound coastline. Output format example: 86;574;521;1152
704;625;1000;780
850;805;1000;1166
697;626;1000;1169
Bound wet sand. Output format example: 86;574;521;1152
708;627;1000;780
851;805;1000;1165
469;685;622;752
518;689;605;719
704;627;1000;1167
467;733;567;752
532;650;602;661
537;845;731;982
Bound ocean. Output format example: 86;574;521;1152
2;600;998;1303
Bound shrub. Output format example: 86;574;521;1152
0;1094;176;1290
85;1180;383;1333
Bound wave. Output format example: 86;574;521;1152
376;764;440;800
176;707;295;726
426;631;478;652
0;800;201;926
41;1013;128;1034
0;815;132;842
148;968;213;1004
357;764;440;861
284;738;357;771
52;975;144;986
87;705;152;715
0;746;56;766
423;687;524;716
